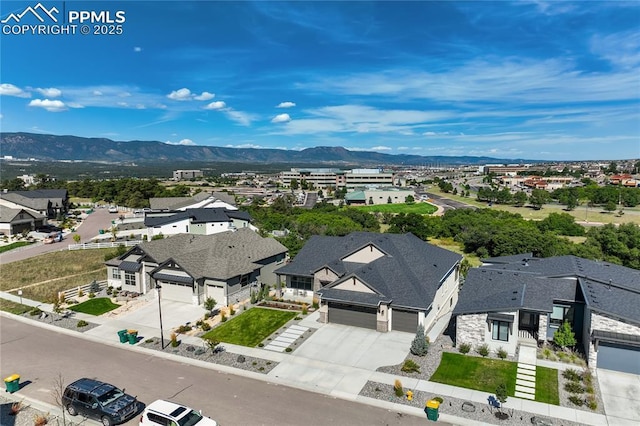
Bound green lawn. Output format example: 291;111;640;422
430;353;517;395
536;366;560;405
68;297;120;315
0;298;33;315
0;241;33;254
201;307;297;347
356;202;438;215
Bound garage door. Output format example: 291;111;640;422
328;303;376;329
158;281;193;304
597;342;640;374
207;285;225;307
392;309;418;333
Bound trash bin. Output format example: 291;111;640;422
99;229;105;234
4;374;20;393
117;329;128;343
425;399;440;421
127;330;138;345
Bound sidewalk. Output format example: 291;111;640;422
0;293;612;426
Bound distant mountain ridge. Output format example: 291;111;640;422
0;132;541;165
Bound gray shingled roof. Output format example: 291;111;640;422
149;191;236;210
144;208;251;227
0;207;45;222
458;254;640;324
133;228;286;281
1;189;67;211
278;232;462;310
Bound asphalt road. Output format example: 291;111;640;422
419;192;477;211
0;317;429;426
0;207;117;265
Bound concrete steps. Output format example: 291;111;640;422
264;324;309;352
515;346;538;401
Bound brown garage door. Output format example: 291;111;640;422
328;303;376;329
392;309;418;333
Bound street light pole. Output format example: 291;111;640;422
157;284;164;349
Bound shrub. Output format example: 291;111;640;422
302;304;308;315
401;359;421;373
176;325;192;333
229;306;236;316
585;385;594;394
564;381;584;394
285;347;292;352
204;297;216;311
204;338;220;353
433;396;444;404
33;414;48;426
458;343;471;354
542;347;552;359
583;370;593;387
553;321;576;349
76;320;88;328
476;344;490;357
394;379;404;397
410;324;429;356
170;332;179;347
201;322;211;332
78;289;84;297
496;347;508;359
586;395;597;410
220;313;227;322
204;312;211;320
258;343;264;347
312;299;320;310
29;307;43;316
145;338;155;344
562;369;582;382
568;395;584;406
88;292;96;299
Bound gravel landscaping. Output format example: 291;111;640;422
359;381;584;426
138;338;279;374
20;311;100;333
0;395;75;426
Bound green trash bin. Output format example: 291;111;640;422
4;374;20;393
127;330;138;345
117;329;128;343
425;399;439;421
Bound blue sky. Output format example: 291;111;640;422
1;1;639;161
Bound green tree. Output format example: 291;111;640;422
537;213;585;236
495;383;508;418
410;324;429;356
405;195;415;204
553;321;576;349
529;189;551;209
513;191;528;207
290;179;299;190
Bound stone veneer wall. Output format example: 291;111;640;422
538;314;548;343
456;313;487;347
588;312;640;371
227;286;252;306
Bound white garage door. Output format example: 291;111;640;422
207;285;226;307
159;281;193;304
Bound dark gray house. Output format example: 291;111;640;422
454;254;640;374
0;189;69;219
275;232;462;333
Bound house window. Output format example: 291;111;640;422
240;274;250;287
124;272;136;286
112;269;121;280
492;320;509;342
290;276;313;291
550;304;573;327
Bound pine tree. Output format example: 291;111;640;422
553;321;576;349
410;324;429;356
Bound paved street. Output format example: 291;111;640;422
0;317;429;426
0;207;117;265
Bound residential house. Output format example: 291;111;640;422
0;207;46;235
0;189;69;219
143;208;255;239
454;254;640;374
105;228;287;307
149;191;236;211
275;232;462;333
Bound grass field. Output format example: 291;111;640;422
428;188;640;225
0;249;113;302
356;202;438;215
68;297;120;315
428;237;482;267
0;299;33;315
201;307;297;347
430;353;517;395
536;366;560;405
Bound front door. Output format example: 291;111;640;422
519;311;538;330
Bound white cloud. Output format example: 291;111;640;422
136;104;146;109
37;87;62;98
225;143;265;149
178;138;194;145
167;88;193;101
28;99;66;112
276;101;296;108
0;83;30;98
370;146;392;151
271;113;291;123
133;47;142;52
92;90;103;96
168;88;215;101
204;101;226;110
66;102;84;109
194;92;215;101
224;109;254;126
119;92;131;97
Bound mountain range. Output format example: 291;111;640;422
0;132;541;166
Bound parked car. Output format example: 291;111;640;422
36;225;62;233
63;378;138;426
140;400;217;426
108;206;118;213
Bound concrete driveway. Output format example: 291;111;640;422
268;324;413;396
84;297;206;343
597;369;640;425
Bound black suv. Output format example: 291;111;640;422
62;378;138;426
